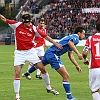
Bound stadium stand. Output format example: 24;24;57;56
0;0;100;43
32;0;100;39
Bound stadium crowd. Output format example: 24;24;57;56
32;0;100;39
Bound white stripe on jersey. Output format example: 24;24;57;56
9;22;22;30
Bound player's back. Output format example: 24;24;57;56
89;33;100;68
46;34;79;56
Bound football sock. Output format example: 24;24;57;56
92;92;100;100
42;73;52;90
28;65;37;73
62;81;73;99
24;66;37;76
27;63;33;70
13;78;20;99
36;69;41;75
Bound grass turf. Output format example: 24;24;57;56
0;45;92;100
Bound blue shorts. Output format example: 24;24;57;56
42;51;64;70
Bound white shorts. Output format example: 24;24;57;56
35;46;44;57
14;48;41;66
89;68;100;92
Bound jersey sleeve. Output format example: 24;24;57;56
85;38;89;46
69;35;79;45
83;37;91;52
36;27;47;38
6;19;18;24
33;25;37;32
6;19;21;30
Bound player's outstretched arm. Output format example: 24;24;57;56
45;36;63;50
44;39;48;49
36;27;62;50
68;40;83;60
0;14;6;22
68;52;82;73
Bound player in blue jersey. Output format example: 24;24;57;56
23;26;85;100
41;26;85;100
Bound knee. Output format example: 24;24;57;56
15;71;20;78
35;62;47;74
92;90;99;94
40;68;47;74
63;73;70;81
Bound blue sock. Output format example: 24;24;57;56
24;66;37;76
24;72;30;76
28;66;37;73
62;81;73;99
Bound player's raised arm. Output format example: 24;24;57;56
0;14;19;30
0;14;6;22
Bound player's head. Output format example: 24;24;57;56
74;26;85;40
96;21;100;33
38;18;45;29
21;11;32;26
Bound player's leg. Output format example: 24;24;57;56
35;46;44;79
22;64;37;80
45;53;76;99
27;63;32;70
23;64;42;79
92;91;100;100
22;64;42;79
43;52;76;96
35;62;51;88
89;69;100;100
25;48;59;95
14;50;26;100
56;66;76;100
22;48;39;79
35;62;59;95
14;65;21;100
36;69;42;79
22;46;43;80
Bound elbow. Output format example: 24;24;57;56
68;52;73;60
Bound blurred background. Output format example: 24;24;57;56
0;0;100;45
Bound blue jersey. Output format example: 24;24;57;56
46;34;79;56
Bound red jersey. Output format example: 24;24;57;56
85;33;100;68
34;28;46;48
6;19;47;50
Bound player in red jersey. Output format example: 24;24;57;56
0;12;62;100
82;21;100;100
22;18;48;79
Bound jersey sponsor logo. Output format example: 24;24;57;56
93;38;100;41
19;31;32;37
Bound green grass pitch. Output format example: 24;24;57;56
0;45;92;100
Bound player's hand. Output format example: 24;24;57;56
55;43;63;50
76;66;82;73
44;44;48;49
0;14;6;22
83;58;89;65
77;53;83;60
